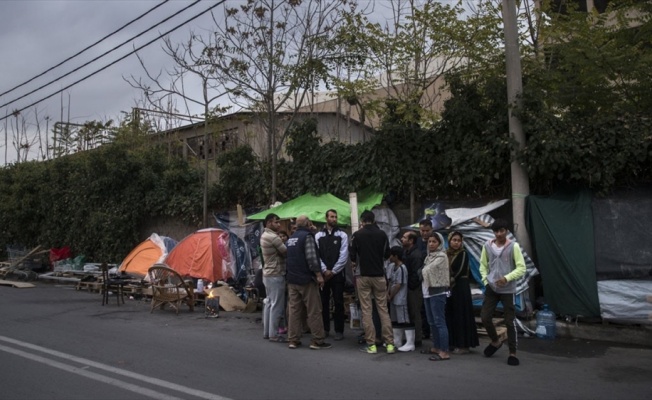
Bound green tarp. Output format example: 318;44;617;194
527;190;601;318
247;190;383;226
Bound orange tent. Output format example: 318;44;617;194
164;228;233;282
119;234;177;278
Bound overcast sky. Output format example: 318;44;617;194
0;0;223;164
0;0;415;165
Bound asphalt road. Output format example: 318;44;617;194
1;282;650;400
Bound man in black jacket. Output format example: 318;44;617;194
350;210;395;354
315;209;349;341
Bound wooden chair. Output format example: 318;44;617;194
147;263;195;315
101;263;125;306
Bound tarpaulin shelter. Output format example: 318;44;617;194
247;188;383;226
450;213;539;310
214;217;252;285
119;233;177;278
528;188;652;323
409;200;539;313
164;228;233;282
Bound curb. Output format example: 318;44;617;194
526;320;652;347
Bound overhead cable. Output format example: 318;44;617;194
0;0;225;123
0;0;170;98
0;0;201;110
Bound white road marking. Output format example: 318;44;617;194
0;343;184;400
0;335;231;400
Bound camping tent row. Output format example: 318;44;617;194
119;229;248;283
119;190;383;284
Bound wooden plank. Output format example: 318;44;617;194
8;245;45;269
477;326;507;342
0;279;36;288
475;317;505;326
76;281;101;292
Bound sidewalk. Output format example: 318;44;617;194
525;319;652;348
34;277;652;348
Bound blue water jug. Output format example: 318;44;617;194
536;304;556;340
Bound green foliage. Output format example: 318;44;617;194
212;144;266;208
434;73;513;198
521;109;652;194
0;139;203;263
517;0;652;194
279;119;369;200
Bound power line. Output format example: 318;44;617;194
0;0;226;124
0;0;170;99
0;0;201;110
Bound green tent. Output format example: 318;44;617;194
247;190;383;226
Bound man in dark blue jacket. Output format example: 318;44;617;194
315;209;349;341
350;210;395;354
286;215;332;350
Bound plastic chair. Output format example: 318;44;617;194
147;263;195;315
101;263;125;306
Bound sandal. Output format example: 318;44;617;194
452;348;470;355
429;354;451;362
269;336;288;343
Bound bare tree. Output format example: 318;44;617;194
209;0;353;203
126;34;229;126
9;109;43;163
126;32;231;227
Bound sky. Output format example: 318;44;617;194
0;0;223;165
0;0;440;165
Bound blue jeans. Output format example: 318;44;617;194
425;295;449;352
263;275;286;338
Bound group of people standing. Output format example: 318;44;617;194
393;220;478;361
259;209;526;366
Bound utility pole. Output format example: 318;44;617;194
203;89;210;229
502;0;532;255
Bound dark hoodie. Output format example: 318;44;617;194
349;223;390;277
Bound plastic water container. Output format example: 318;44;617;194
535;304;556;340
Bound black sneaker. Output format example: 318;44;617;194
310;342;332;350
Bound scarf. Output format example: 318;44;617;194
446;231;464;266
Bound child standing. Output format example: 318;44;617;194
387;246;413;351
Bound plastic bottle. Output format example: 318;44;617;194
196;279;204;293
535;304;556;340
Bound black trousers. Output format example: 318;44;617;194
320;271;345;333
481;286;517;353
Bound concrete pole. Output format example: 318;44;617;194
203;118;209;228
349;192;360;234
502;0;532;255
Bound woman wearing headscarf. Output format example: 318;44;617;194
445;231;479;354
420;232;450;361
